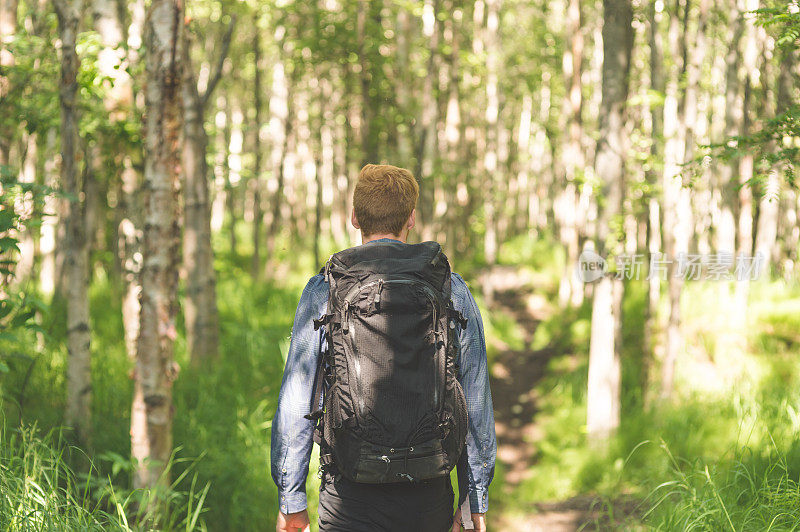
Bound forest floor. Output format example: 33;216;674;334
482;267;642;531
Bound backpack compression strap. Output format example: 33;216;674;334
304;351;325;423
303;313;332;423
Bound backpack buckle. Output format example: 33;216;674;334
304;409;323;421
439;416;454;439
448;308;468;329
318;453;335;479
313;314;332;331
369;279;384;313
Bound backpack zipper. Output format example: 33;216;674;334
343;278;439;334
343;278;442;309
342;278;444;409
342;300;350;333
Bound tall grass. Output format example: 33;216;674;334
0;424;209;530
645;439;800;531
0;425;115;530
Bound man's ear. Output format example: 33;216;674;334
407;209;416;230
351;208;360;230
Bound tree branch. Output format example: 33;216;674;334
199;15;236;109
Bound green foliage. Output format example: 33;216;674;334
700;107;799;191
171;272;301;530
0;424;209;531
0;424;120;530
0;17;61;141
645;441;800;531
756;5;800;48
692;3;800;193
0;179;51;402
2;249;316;529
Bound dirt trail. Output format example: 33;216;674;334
481;267;631;531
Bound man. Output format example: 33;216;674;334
271;164;496;532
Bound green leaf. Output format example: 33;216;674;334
0;236;20;254
0;208;15;232
24;324;46;335
10;308;35;328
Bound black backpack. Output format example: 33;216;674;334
306;241;468;484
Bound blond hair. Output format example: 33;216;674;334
353;164;419;236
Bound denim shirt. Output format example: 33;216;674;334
270;239;496;515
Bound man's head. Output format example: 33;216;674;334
352;164;418;242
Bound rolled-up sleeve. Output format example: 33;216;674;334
452;273;497;514
270;274;327;514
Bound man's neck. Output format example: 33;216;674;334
362;233;406;244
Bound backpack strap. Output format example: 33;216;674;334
309;260;337;475
309;258;336;415
304;351;326;422
307;333;335;475
305;317;331;422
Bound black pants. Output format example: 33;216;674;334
318;474;454;532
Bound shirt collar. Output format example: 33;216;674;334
365;238;404;244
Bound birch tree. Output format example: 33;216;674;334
558;0;585;308
659;0;691;399
483;0;500;265
586;0;633;441
250;11;264;278
132;0;182;489
181;18;234;363
0;0;16;165
54;0;91;446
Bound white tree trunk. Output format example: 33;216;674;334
132;0;182;490
0;0;15;67
250;17;264;277
715;2;744;257
55;0;91;447
587;276;622;439
660;0;700;399
40;129;58;296
0;0;16;164
483;0;500;265
587;0;633;441
181;85;219;363
180;20;231;363
558;0;585;308
733;0;760;322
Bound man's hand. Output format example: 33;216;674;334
469;513;486;531
451;511;487;532
276;509;310;532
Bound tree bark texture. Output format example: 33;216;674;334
132;0;183;490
